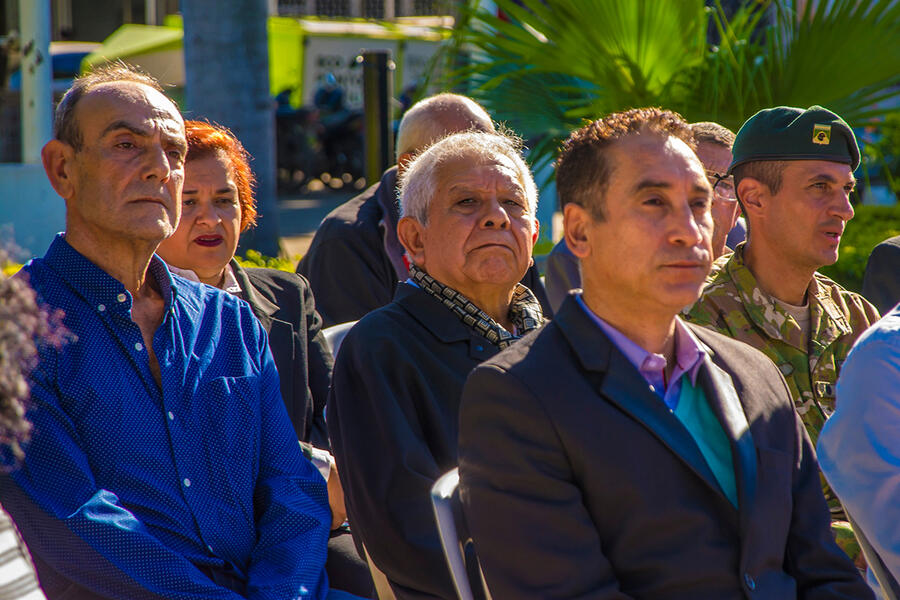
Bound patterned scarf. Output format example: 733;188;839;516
409;264;544;349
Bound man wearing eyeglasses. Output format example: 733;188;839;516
685;105;880;565
691;122;745;259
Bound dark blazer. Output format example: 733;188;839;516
862;234;900;315
297;167;552;327
458;295;871;600
327;283;503;600
232;260;333;448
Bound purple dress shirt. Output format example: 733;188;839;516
575;294;705;410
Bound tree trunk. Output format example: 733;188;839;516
182;0;280;257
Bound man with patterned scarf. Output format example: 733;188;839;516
327;130;544;600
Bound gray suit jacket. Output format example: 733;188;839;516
862;234;900;315
459;295;871;600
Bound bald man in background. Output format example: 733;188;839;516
297;93;551;326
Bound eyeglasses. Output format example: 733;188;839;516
706;170;737;202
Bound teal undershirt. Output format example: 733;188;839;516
674;377;738;507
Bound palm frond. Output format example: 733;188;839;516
441;0;900;173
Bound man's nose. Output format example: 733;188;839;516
669;202;706;247
480;198;511;229
830;190;855;222
144;144;172;182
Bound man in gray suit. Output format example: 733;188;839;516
458;108;870;599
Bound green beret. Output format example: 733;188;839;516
728;105;859;174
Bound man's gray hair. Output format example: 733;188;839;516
399;130;538;227
54;61;167;149
395;93;494;156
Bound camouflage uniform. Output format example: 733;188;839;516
685;243;880;563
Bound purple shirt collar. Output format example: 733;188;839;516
575;294;706;410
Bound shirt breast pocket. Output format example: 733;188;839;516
199;376;262;463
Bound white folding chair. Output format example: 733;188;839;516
431;468;491;600
847;514;900;600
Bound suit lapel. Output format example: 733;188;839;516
696;351;758;533
230;259;279;331
554;297;725;501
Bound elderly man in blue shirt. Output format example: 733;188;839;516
1;64;351;599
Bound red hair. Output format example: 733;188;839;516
184;120;257;231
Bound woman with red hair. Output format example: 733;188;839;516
157;120;374;598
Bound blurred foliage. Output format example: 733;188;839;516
235;249;297;272
533;235;555;257
821;205;900;293
861;113;900;199
446;0;900;175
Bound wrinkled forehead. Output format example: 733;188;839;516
605;133;709;195
694;141;733;175
436;150;526;191
75;81;184;138
617;133;705;172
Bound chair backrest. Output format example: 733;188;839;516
430;468;490;600
847;514;900;600
322;320;358;358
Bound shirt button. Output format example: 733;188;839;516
117;293;127;303
207;544;214;553
97;304;106;312
135;342;143;351
168;411;175;421
183;478;191;487
649;385;656;393
744;572;756;591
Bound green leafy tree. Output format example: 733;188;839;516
449;0;900;172
862;113;900;200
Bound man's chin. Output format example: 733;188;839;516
658;283;705;313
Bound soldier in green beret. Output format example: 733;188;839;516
684;105;880;565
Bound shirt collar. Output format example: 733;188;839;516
166;263;242;295
43;234;176;314
575;293;706;387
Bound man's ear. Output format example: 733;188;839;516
736;177;766;220
397;215;426;268
41;139;76;199
531;218;540;246
563;203;593;260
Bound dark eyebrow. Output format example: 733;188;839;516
100;120;150;139
182;186;236;195
633;179;710;195
633;179;671;192
809;173;857;186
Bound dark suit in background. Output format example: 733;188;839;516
862;234;900;315
328;283;502;600
297;168;552;327
459;296;870;600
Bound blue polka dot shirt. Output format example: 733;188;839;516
3;235;332;599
